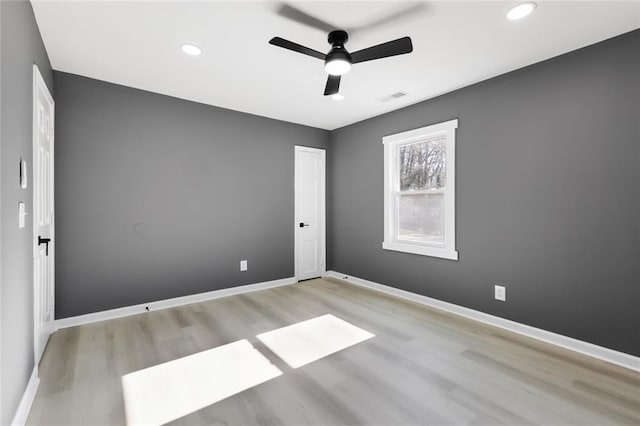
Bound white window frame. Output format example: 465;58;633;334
382;119;458;260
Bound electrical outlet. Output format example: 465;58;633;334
240;260;248;272
494;285;506;302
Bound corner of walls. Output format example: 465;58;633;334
325;130;335;272
0;0;4;419
0;0;53;423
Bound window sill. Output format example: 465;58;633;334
382;241;458;260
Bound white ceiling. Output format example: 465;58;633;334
31;1;640;130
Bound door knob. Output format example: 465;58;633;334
38;236;51;256
299;222;310;228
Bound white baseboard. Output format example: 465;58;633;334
11;367;40;426
325;271;640;372
55;276;297;329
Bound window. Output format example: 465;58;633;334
383;119;458;260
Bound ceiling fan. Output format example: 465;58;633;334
269;30;413;96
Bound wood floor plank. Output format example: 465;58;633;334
27;278;640;425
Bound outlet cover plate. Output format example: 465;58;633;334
494;285;506;302
240;260;248;272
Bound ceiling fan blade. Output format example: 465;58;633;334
324;75;341;96
350;37;413;64
269;37;325;60
350;4;426;34
277;3;337;34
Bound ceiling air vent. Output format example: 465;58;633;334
379;91;408;102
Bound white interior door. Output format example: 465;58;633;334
295;146;326;281
33;65;55;364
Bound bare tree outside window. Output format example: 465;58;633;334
398;137;446;191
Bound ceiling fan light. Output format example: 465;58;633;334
325;59;351;76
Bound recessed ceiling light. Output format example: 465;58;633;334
332;94;345;101
181;44;202;56
507;2;537;20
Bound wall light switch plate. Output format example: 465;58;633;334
18;202;27;228
494;285;506;302
240;260;248;272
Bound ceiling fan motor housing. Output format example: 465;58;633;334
325;48;352;66
325;30;352;72
328;30;349;47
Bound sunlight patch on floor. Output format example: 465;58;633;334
121;339;282;426
257;314;375;368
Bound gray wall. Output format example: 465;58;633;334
328;30;640;356
0;0;54;423
54;72;330;318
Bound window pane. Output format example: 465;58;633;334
397;193;444;243
398;138;446;191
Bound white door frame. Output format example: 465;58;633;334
294;146;326;281
32;64;55;364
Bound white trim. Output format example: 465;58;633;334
0;40;3;426
11;367;40;426
382;241;458;260
294;146;326;281
55;276;297;329
383;119;458;145
324;271;640;373
382;119;458;260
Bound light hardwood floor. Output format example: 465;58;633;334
27;278;640;425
